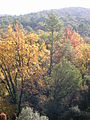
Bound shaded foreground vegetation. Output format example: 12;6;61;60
0;12;90;120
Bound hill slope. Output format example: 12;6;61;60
0;7;90;36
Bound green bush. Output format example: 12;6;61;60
16;107;49;120
46;58;82;120
63;108;90;120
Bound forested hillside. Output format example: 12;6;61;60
0;7;90;120
0;7;90;37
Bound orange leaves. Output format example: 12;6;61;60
54;25;89;76
41;43;46;50
65;26;83;46
64;25;90;75
65;26;84;58
8;24;13;33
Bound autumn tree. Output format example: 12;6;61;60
0;23;49;115
65;26;90;77
54;25;87;73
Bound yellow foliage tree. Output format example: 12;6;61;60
0;23;49;114
75;43;90;76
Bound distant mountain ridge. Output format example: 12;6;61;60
0;7;90;36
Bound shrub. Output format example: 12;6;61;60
63;109;90;120
46;58;82;120
16;107;49;120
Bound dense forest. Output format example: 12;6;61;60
0;7;90;120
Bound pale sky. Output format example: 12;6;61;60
0;0;90;15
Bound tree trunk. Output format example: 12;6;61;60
17;77;23;116
49;30;53;75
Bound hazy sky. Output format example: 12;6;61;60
0;0;90;15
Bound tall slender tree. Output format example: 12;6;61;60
45;13;64;75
